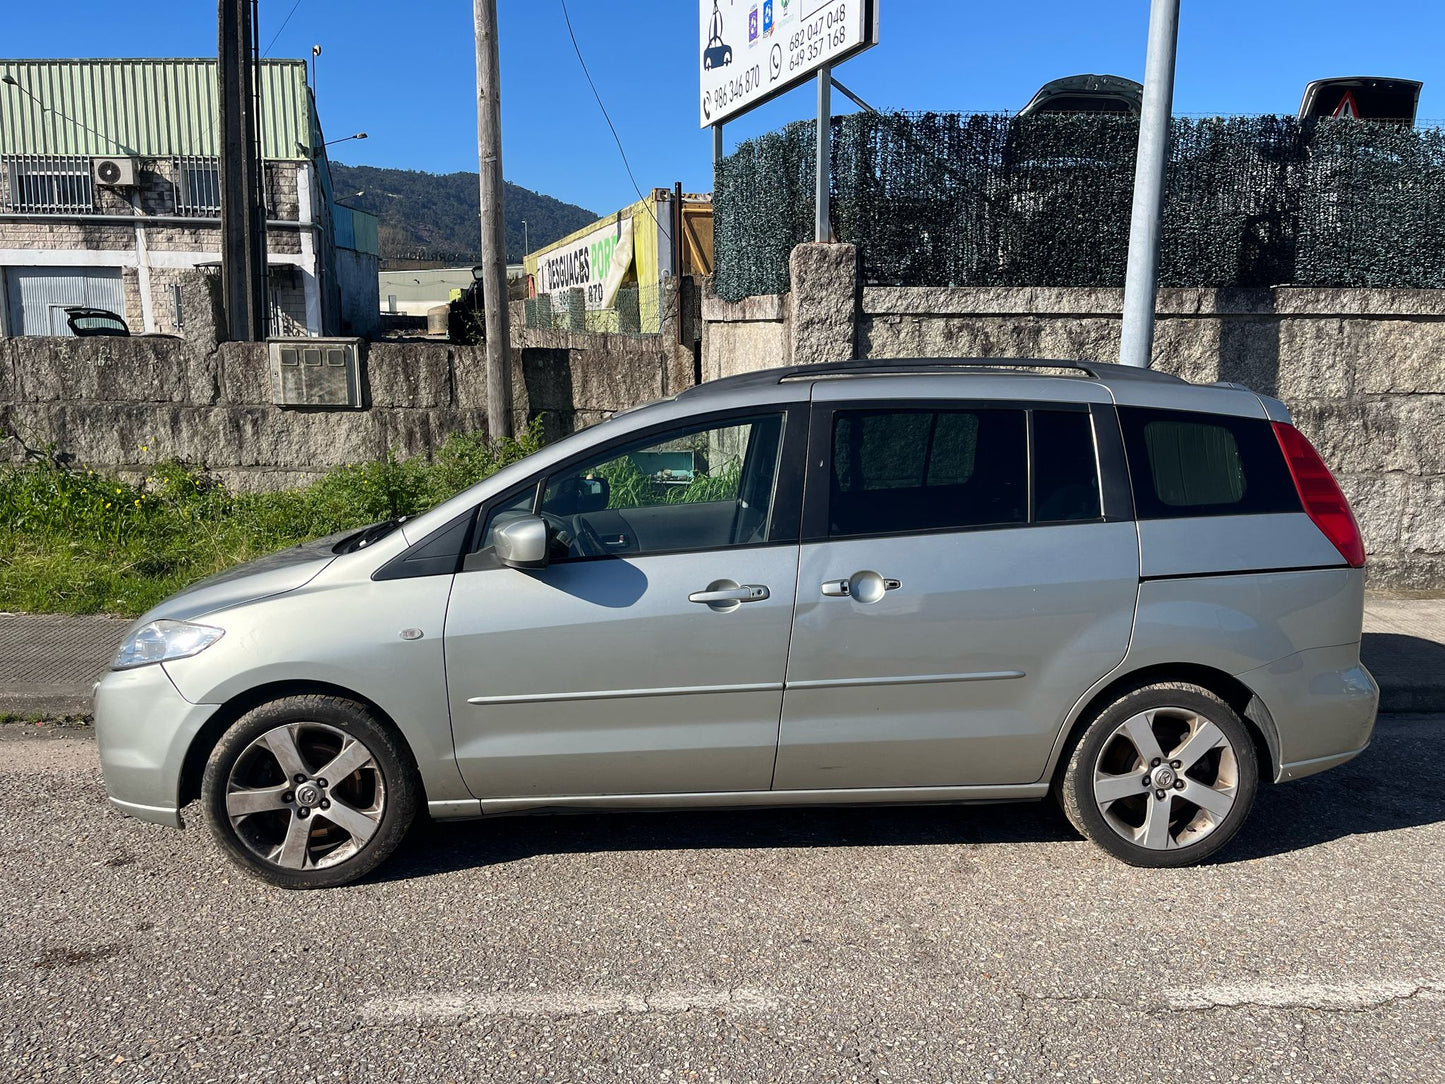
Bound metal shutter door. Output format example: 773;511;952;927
4;266;125;335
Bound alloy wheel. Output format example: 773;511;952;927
224;721;387;871
1091;707;1240;851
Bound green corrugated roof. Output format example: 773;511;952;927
0;58;315;160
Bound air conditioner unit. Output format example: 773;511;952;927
91;157;138;188
268;338;364;408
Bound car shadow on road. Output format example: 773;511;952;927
372;719;1444;883
1221;718;1445;862
1361;632;1445;712
377;800;1079;883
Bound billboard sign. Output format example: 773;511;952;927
699;0;878;128
533;216;635;310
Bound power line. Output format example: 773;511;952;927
554;0;681;336
558;0;661;234
263;0;305;57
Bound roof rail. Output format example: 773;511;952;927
680;357;1186;397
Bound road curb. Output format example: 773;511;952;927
0;686;95;719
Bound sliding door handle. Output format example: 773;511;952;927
821;571;901;603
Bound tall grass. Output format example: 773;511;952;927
0;420;543;616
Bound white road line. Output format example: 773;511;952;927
1165;980;1445;1012
359;986;776;1026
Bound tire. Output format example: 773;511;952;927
201;695;419;889
1059;682;1258;867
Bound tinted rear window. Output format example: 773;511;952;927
829;409;1027;537
1119;407;1299;519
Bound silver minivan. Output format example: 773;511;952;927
95;359;1379;888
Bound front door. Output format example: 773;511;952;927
445;408;804;799
774;397;1139;790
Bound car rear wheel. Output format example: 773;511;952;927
201;695;418;889
1060;683;1258;867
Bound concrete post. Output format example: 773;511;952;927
789;242;858;367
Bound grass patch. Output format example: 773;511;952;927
0;420;544;617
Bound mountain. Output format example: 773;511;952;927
328;162;599;265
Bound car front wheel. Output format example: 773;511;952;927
1060;682;1259;867
201;695;418;889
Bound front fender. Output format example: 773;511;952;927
161;574;471;804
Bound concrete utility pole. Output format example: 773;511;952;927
218;0;269;341
1119;0;1181;368
473;0;513;439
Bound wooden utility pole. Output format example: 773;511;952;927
218;0;268;341
473;0;513;438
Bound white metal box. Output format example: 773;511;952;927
267;338;364;408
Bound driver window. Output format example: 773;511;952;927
539;414;785;560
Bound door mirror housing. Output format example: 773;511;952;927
493;515;550;570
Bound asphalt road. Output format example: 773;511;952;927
2;717;1443;1083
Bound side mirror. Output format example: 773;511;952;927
493;515;550;570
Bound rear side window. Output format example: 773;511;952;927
829;409;1027;537
1033;410;1101;522
1120;407;1299;519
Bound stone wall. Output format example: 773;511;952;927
511;276;699;441
0;274;697;492
703;243;1445;590
700;294;789;383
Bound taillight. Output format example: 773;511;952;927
1272;422;1365;568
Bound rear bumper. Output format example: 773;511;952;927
94;664;220;828
1276;744;1369;782
1236;642;1379;783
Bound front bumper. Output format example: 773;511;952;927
1237;642;1380;782
94;663;220;828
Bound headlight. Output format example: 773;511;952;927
112;620;225;671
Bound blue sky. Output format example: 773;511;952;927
5;1;1443;216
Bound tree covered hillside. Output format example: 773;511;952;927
329;162;598;264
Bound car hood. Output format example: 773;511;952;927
131;531;351;627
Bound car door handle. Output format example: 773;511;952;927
689;584;770;604
821;571;902;603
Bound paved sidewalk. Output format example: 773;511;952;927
0;612;131;716
0;598;1442;717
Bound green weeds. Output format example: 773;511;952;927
0;420;544;616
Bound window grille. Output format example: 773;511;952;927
1;155;94;214
175;156;222;216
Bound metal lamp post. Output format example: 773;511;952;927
1119;0;1182;369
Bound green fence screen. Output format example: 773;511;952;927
713;113;1445;301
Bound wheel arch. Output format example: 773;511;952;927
178;680;423;809
1049;663;1280;788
